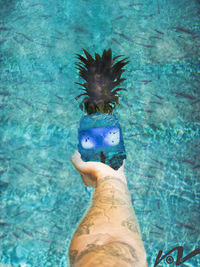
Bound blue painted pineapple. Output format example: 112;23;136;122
75;49;128;169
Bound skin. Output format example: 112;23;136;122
69;150;147;267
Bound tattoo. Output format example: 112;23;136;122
74;217;94;236
98;176;126;187
88;210;102;217
87;243;101;249
74;204;112;237
76;243;100;262
89;205;111;222
121;216;140;234
69;249;78;265
94;187;127;209
75;241;138;266
100;194;126;206
97;176;130;196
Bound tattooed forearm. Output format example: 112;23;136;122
73;174;138;238
73;204;111;238
93;180;132;212
69;174;147;267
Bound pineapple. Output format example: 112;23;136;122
75;49;128;169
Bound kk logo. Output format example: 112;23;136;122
154;246;200;266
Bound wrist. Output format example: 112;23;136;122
97;173;127;186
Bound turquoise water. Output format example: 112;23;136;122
0;0;200;266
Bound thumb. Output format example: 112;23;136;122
71;150;86;173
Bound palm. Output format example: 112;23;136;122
70;150;125;188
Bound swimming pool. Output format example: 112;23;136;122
0;0;199;266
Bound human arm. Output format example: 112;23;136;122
68;150;147;267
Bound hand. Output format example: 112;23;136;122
70;150;126;188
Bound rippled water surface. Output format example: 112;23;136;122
0;0;200;266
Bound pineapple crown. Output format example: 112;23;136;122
75;48;129;114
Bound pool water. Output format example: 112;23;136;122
0;0;200;266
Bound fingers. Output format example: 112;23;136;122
71;150;126;180
71;150;81;163
117;159;125;172
70;150;85;172
81;174;88;186
122;159;125;168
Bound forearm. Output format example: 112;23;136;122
69;174;146;266
92;175;140;236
